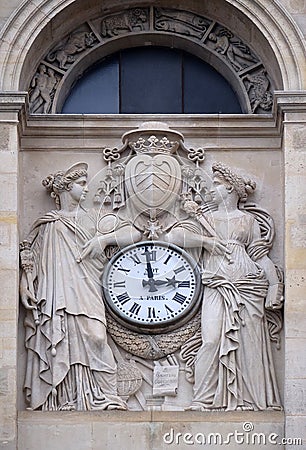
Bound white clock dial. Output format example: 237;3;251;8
102;241;202;333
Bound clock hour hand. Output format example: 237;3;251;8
146;276;178;288
142;277;182;290
165;276;178;288
150;276;185;288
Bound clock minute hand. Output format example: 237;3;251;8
165;276;178;288
146;260;154;280
143;246;158;292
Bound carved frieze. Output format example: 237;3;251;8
28;7;274;114
243;68;274;112
46;30;97;70
154;8;211;40
206;26;259;72
29;64;60;114
101;8;149;37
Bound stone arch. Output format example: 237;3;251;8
48;30;256;114
0;0;305;104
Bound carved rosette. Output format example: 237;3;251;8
28;7;273;114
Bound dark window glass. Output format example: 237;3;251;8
61;47;242;114
183;53;241;113
120;47;182;114
62;55;119;113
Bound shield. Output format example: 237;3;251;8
124;154;181;215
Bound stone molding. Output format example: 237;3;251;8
274;90;306;113
0;92;27;111
229;0;306;90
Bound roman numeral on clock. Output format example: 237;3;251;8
114;263;130;274
165;305;174;315
113;280;126;288
173;292;187;304
163;254;172;265
117;266;130;274
147;306;156;319
116;292;130;305
173;265;186;275
178;280;190;288
130;253;141;265
129;302;141;316
142;247;157;261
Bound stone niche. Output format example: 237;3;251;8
17;119;285;448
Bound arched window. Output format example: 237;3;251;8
62;47;242;114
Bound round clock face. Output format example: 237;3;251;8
102;240;202;333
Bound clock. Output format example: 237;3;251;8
102;240;202;333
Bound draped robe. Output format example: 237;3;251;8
23;210;126;410
192;213;281;410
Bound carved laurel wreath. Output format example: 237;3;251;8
106;309;201;360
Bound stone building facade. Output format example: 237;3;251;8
0;0;305;449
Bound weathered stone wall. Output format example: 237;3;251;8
276;93;306;449
0;94;26;449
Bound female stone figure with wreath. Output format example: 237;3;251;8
20;162;129;411
168;162;283;411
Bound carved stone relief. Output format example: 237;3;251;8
46;30;97;70
28;7;274;114
243;69;274;112
154;8;211;40
101;8;150;38
20;122;284;411
29;64;60;114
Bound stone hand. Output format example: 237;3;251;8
203;237;233;263
265;283;284;310
79;236;105;261
20;269;40;325
20;286;38;311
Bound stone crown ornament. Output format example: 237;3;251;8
129;135;179;155
122;121;184;155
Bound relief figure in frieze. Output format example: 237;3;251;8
29;64;58;114
19;162;140;411
181;162;283;411
46;31;96;69
208;29;258;71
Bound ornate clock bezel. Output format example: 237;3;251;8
101;240;202;334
